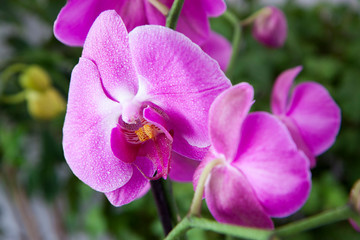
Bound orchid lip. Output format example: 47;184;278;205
112;104;173;180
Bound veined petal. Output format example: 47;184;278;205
129;25;231;160
271;66;302;115
205;164;274;228
169;152;200;182
200;31;232;71
209;83;254;162
82;10;139;102
105;157;154;207
233;112;311;217
286;82;341;156
63;57;132;192
54;0;120;46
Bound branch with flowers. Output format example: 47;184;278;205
1;0;359;239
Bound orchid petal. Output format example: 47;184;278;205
105;157;154;206
110;126;140;164
200;31;232;71
82;10;139;102
175;0;210;44
129;25;231;159
63;57;132;192
205;164;274;229
209;83;254;162
202;0;226;17
233;112;311;217
287;82;341;156
53;0;120;46
169;152;200;182
280;116;316;167
271;66;302;115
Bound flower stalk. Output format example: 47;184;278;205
189;158;223;216
166;0;185;30
222;11;242;79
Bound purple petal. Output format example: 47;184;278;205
202;0;227;17
205;164;274;228
128;25;231;160
54;0;119;46
271;66;302;115
105;157;154;206
233;112;311;217
116;0;148;32
110;126;140;164
82;10;139;102
280;116;316;167
200;31;232;71
63;57;132;192
175;0;211;44
169;152;200;182
209;83;254;162
139;133;172;179
286;82;341;156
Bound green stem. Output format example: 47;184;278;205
275;204;355;237
0;91;26;104
240;7;272;27
166;0;184;30
0;63;27;94
222;11;242;79
189;158;223;216
165;216;272;240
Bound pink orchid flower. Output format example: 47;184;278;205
252;6;287;48
62;10;231;206
193;83;311;228
53;0;231;70
271;66;341;167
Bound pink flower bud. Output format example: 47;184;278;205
252;6;287;48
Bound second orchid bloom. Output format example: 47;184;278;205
193;83;311;228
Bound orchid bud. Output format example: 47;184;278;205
252;6;287;48
20;65;51;92
26;88;66;120
350;180;360;214
349;180;360;231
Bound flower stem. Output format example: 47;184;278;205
166;0;184;30
150;178;179;235
275;204;355;237
222;11;242;80
165;216;272;240
0;91;26;104
240;7;272;26
189;159;223;216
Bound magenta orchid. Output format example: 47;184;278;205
62;10;231;206
193;83;311;228
252;6;287;48
271;66;341;167
53;0;231;70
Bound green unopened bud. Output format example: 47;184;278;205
20;65;51;92
26;87;66;120
350;179;360;214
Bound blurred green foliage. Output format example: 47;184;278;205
0;0;359;239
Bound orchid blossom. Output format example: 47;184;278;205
62;10;231;206
54;0;231;70
193;83;311;228
271;66;341;167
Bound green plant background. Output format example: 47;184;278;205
0;0;359;239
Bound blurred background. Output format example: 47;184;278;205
0;0;359;239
